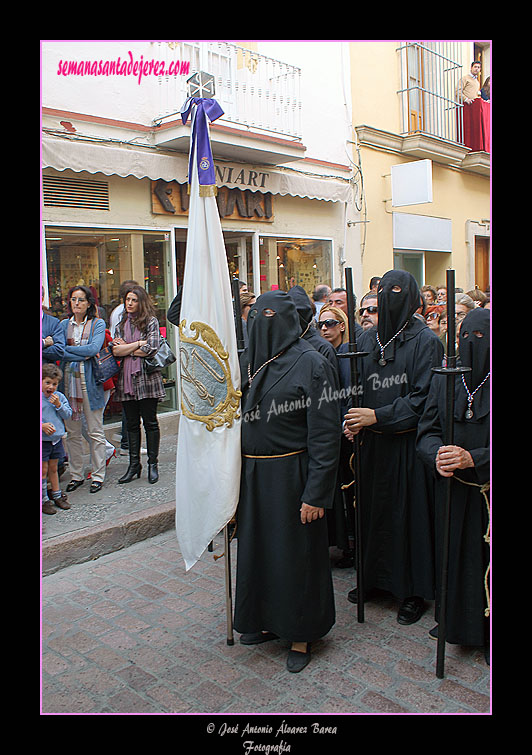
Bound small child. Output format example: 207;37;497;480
42;364;72;514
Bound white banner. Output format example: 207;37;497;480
175;101;242;570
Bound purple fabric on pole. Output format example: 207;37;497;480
181;97;224;191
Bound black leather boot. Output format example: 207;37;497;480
118;432;142;483
146;428;160;484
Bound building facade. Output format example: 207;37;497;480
346;40;490;294
41;40;362;420
41;40;491;423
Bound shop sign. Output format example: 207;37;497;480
151;179;274;222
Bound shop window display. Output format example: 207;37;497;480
44;228;176;420
259;237;332;297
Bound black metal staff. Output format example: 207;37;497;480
232;276;245;353
338;267;368;623
211;278;245;646
431;268;470;678
220;277;245;646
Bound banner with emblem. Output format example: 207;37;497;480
175;98;242;571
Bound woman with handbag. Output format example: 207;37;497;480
60;285;107;494
111;286;166;484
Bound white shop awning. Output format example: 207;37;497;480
42;135;353;204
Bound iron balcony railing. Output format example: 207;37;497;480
153;41;302;140
397;41;464;145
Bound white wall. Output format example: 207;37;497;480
42;40;353;169
41;41;156;124
257;41;352;167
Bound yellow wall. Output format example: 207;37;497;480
354;148;490;291
350;42;402;134
348;41;490;293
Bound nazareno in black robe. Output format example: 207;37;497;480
350;271;444;601
233;291;341;642
416;308;490;646
287;285;352;553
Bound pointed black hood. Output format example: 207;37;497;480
373;270;423;362
287;285;314;331
243;290;307;413
456;307;490;421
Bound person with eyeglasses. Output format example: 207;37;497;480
358;293;379;331
287;286;338;369
317;304;359;568
59;286;107;494
424;304;445;337
440;294;475;361
317;305;349;350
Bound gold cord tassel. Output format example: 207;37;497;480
454;477;491;617
213;517;237;561
341;453;355;493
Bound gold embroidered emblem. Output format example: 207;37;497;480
179;320;241;431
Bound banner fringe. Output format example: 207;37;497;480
187;183;218;197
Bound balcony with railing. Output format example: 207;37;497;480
151;41;305;164
393;41;489;175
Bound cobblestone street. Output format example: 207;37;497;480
42;527;490;718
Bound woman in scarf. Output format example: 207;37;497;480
234;290;341;673
343;270;444;624
60;286;107;494
111;286;165;484
417;308;490;659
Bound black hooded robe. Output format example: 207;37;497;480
233;291;341;642
352;271;444;601
416;308;490;646
287;285;352;553
287;285;339;369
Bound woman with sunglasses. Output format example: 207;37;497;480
424;304;445;337
317;305;348;350
317;304;358;569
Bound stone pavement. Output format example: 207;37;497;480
42;534;491;717
41;418;491;718
42;420;180;575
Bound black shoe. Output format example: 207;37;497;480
89;481;103;493
118;431;141;483
148;462;159;484
429;625;438;640
240;631;279;645
397;596;425;625
347;586;386;604
286;644;311;673
66;479;84;492
335;551;355;568
118;463;142;483
146;429;160;484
